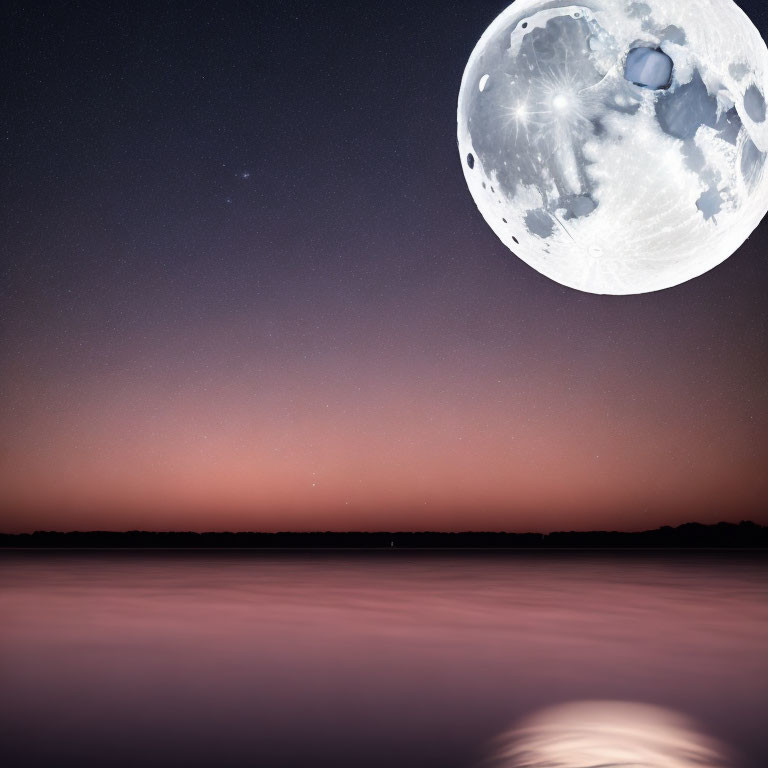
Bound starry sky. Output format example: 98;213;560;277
2;0;767;533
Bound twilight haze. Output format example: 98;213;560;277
2;0;768;533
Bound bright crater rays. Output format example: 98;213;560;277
458;0;768;294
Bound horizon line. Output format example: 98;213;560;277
2;521;764;536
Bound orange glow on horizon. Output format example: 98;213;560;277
2;331;765;533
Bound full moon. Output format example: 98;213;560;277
458;0;768;294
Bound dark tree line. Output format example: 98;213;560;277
0;521;766;548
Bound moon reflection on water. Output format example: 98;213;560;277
489;701;730;768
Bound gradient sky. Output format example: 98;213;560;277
2;0;767;533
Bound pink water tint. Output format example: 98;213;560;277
1;551;767;768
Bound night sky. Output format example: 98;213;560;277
2;0;767;533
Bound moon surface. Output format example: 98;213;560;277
458;0;768;294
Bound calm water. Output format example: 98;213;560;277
1;551;767;768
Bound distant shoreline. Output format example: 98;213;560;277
3;547;768;552
1;522;766;549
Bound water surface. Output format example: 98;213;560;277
1;551;766;767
